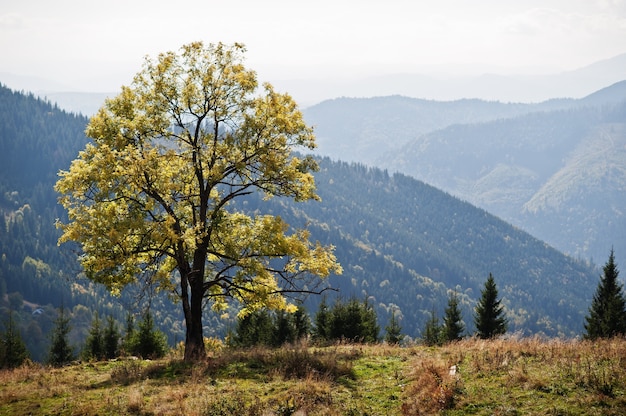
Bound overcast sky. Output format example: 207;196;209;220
1;0;625;98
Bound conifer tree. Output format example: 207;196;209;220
231;308;274;347
83;312;104;360
0;310;29;368
129;312;168;359
272;310;296;346
313;297;331;342
313;297;379;343
47;305;74;366
121;312;135;355
584;249;626;339
292;304;311;342
474;274;507;339
423;309;442;346
384;310;404;345
442;291;465;342
103;315;120;359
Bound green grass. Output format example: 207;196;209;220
1;338;626;415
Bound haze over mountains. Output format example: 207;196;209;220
304;81;626;264
2;52;626;113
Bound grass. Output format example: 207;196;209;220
1;338;625;415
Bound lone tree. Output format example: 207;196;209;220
55;42;342;361
584;249;626;339
474;273;507;339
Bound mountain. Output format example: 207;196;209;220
304;81;626;263
0;84;601;358
263;159;597;338
303;95;577;166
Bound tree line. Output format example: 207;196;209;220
0;307;168;368
2;247;623;367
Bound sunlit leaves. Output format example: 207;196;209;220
55;41;340;325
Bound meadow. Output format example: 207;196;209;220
1;337;625;415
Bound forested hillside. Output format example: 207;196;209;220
262;159;598;337
304;81;626;262
0;84;184;361
0;84;602;362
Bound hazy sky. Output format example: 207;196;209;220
1;0;625;95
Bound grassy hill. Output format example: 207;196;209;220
2;338;625;415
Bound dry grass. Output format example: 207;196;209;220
1;338;625;415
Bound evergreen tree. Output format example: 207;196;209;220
313;297;379;344
0;310;29;368
423;309;442;346
330;297;379;343
474;274;508;339
442;291;465;342
47;305;74;366
103;315;120;359
231;309;274;347
313;296;331;342
359;297;380;343
584;249;626;339
292;304;311;342
128;312;168;359
384;310;404;345
82;312;104;360
121;312;135;355
272;310;296;346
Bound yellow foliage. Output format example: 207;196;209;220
55;41;341;332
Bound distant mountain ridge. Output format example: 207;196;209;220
304;81;626;262
277;52;626;105
3;52;626;113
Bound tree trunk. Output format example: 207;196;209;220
183;272;207;362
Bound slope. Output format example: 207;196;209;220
303;95;576;166
260;158;598;338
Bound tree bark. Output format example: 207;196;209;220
183;275;206;361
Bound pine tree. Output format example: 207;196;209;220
584;249;626;339
272;310;296;346
357;297;380;343
292;304;311;342
313;297;379;344
330;297;379;343
423;309;442;346
103;315;120;359
313;297;331;342
121;312;135;355
442;291;465;342
231;309;274;347
129;312;168;359
0;310;29;368
474;274;508;339
47;305;74;366
384;310;404;345
83;312;104;360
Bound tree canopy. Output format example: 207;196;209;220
55;41;341;361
